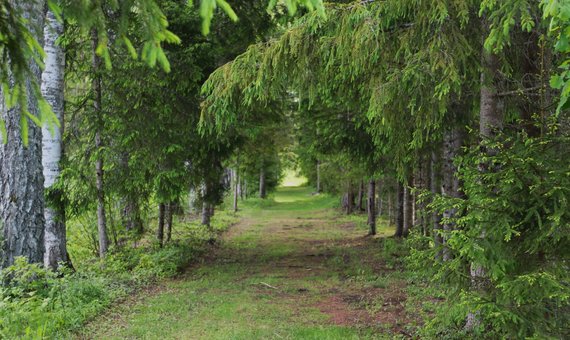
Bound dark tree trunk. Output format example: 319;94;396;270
92;29;108;259
259;168;266;199
157;203;165;247
165;202;173;243
122;198;143;234
403;176;413;237
342;182;355;214
431;149;443;258
367;180;376;235
201;202;211;227
316;160;321;193
376;179;383;216
0;0;46;268
357;180;364;211
394;182;405;237
388;187;394;225
442;127;463;261
233;168;239;212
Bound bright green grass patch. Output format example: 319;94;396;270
280;169;308;187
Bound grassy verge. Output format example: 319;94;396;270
0;210;237;339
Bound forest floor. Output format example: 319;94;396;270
81;184;427;339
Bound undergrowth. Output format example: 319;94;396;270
0;211;236;339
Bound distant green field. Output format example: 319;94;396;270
280;169;308;187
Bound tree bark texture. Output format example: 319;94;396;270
0;0;46;268
41;7;67;270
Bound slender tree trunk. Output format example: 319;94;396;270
357;180;364;211
0;0;46;268
201;202;211;227
431;149;443;258
466;32;502;330
316;160;321;193
165;202;173;243
91;29;108;258
233;168;239;212
394;182;405;237
259;168;266;199
157;203;165;247
347;182;354;214
367;179;376;235
42;7;68;270
376;179;383;216
442;126;463;261
388;188;394;225
403;176;413;237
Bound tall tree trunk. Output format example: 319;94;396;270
165;202;173;243
376;179;383;216
233;168;239;212
316;160;321;193
466;33;502;330
344;181;354;214
259;168;266;199
122;197;143;234
42;7;67;270
357;180;364;211
431;149;443;258
0;0;46;268
403;176;413;237
442;126;463;261
91;29;108;258
388;188;394;225
201;202;211;227
157;203;165;247
367;179;376;235
394;182;405;237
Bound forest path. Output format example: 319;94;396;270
85;186;414;339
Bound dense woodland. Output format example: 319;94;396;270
0;0;569;338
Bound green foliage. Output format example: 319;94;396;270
410;124;570;338
542;0;570;112
0;208;236;338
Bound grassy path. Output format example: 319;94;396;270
83;185;417;339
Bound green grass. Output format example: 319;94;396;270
83;178;416;339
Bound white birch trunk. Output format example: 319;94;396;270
41;8;67;270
